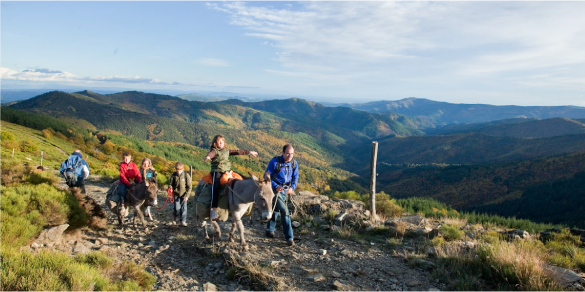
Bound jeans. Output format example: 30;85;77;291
266;191;293;241
174;195;188;223
118;183;128;203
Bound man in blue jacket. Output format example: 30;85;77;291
59;149;90;189
264;144;299;247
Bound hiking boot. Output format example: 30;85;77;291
210;210;219;221
181;222;188;227
266;231;275;238
287;239;295;247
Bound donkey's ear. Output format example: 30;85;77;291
249;172;259;181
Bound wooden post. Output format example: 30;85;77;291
41;151;44;166
370;141;378;221
190;166;193;179
12;149;15;157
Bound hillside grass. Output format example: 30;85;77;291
0;124;157;291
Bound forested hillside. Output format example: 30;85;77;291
378;152;585;228
345;97;585;125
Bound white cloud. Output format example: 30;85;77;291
195;58;231;67
1;67;171;85
211;1;585;85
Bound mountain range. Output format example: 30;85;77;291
5;90;585;227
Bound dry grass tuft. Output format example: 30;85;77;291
226;254;285;291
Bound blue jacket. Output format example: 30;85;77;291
266;156;299;191
60;152;90;181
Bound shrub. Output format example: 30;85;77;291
0;184;87;246
1;131;15;141
368;192;403;218
441;224;464;241
27;171;60;186
41;128;53;139
476;240;559;290
20;140;38;153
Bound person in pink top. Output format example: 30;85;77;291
118;152;142;208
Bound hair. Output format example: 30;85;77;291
175;162;184;170
140;158;152;172
122;152;131;158
210;135;225;151
282;144;294;153
74;149;82;154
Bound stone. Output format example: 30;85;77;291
319;249;327;255
400;215;426;226
332;280;349;290
306;274;325;282
464;241;475;249
292;221;301;228
334;212;349;226
36;224;69;245
415;259;436;270
95;237;109;245
407;280;421;287
73;242;90;254
428;288;440;291
202;282;217;291
424;246;436;257
543;264;582;288
330;271;342;278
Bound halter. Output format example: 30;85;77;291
227;180;278;219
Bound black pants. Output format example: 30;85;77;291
211;172;224;208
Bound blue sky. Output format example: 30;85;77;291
2;1;585;106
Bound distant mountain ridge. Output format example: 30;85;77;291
344;98;585;126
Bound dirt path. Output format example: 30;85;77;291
57;176;440;291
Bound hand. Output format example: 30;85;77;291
167;188;173;195
203;156;211;162
286;188;294;195
276;186;284;193
184;196;189;201
249;151;258;157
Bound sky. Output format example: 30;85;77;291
2;1;585;106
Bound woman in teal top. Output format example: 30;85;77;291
203;135;258;220
140;158;157;220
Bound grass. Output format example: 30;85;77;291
0;183;88;246
226;254;285;291
476;239;560;291
0;249;156;291
545;230;585;272
440;224;464;241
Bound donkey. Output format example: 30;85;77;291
106;179;158;230
128;179;159;230
197;173;274;250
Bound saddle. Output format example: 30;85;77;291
201;171;243;185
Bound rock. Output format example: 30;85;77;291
30;242;41;249
292;221;301;228
36;224;69;245
330;271;342;278
415;259;436;270
306;274;325;282
308;204;327;215
319;249;327;255
73;242;90;254
334;212;349;226
507;229;530;239
424;246;436;257
202;282;217;291
400;215;426;226
428;288;440;291
95;237;109;245
543;264;582;288
332;280;349;290
464;241;475;249
407;280;421;287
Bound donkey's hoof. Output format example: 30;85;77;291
242;244;249;251
229;236;235;243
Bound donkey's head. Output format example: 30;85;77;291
250;173;275;222
146;179;158;207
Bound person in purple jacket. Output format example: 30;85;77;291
264;144;299;247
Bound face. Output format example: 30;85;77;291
143;160;151;168
255;179;275;222
217;138;225;149
123;155;131;164
176;167;183;174
282;147;294;162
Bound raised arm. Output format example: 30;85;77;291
203;149;216;162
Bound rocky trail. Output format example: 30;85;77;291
35;175;442;291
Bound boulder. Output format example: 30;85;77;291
543;264;582;288
202;282;217;291
36;224;69;245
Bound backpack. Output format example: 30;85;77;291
61;155;84;187
274;156;297;174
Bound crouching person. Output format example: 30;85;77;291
60;149;90;192
168;162;192;226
